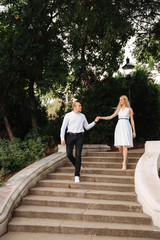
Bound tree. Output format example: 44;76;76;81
0;0;68;137
134;18;160;72
0;17;17;140
131;66;160;141
58;0;134;90
58;0;160;91
0;0;159;140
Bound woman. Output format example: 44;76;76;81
98;95;136;170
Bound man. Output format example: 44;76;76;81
60;101;99;183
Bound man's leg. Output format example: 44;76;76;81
75;134;84;176
66;133;76;166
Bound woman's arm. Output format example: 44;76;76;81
130;108;136;138
98;109;119;120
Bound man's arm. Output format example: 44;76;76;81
60;114;69;145
83;116;98;131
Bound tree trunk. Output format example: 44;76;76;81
81;44;94;91
0;103;14;141
29;80;37;130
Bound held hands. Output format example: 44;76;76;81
95;116;102;122
95;116;104;122
95;116;100;123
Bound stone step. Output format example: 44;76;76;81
22;195;142;212
4;149;157;240
66;162;137;169
82;156;139;163
8;218;160;238
56;167;135;176
14;205;152;225
86;152;143;157
37;179;135;192
30;187;137;202
48;172;134;184
1;232;158;240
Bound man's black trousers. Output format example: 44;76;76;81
66;133;84;176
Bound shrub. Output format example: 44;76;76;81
0;131;48;173
0;138;24;173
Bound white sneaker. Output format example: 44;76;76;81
75;176;80;183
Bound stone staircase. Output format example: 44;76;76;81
1;151;160;240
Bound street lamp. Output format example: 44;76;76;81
122;57;135;104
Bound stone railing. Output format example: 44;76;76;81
135;141;160;228
0;152;67;236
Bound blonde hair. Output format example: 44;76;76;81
72;101;80;109
116;95;131;112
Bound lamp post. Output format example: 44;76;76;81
122;58;135;104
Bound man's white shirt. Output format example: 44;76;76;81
60;111;95;141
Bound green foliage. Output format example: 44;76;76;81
59;0;134;87
0;0;68;138
0;138;24;172
39;101;69;145
0;92;49;139
134;18;160;72
57;0;159;90
0;131;48;173
131;66;160;141
0;0;159;142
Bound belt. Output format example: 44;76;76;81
118;118;129;120
68;132;83;136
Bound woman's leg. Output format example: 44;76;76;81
122;146;128;170
118;146;123;155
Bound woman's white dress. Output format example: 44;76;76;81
114;107;133;148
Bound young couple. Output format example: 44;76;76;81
60;95;136;183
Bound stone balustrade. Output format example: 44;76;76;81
0;153;67;236
135;141;160;227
